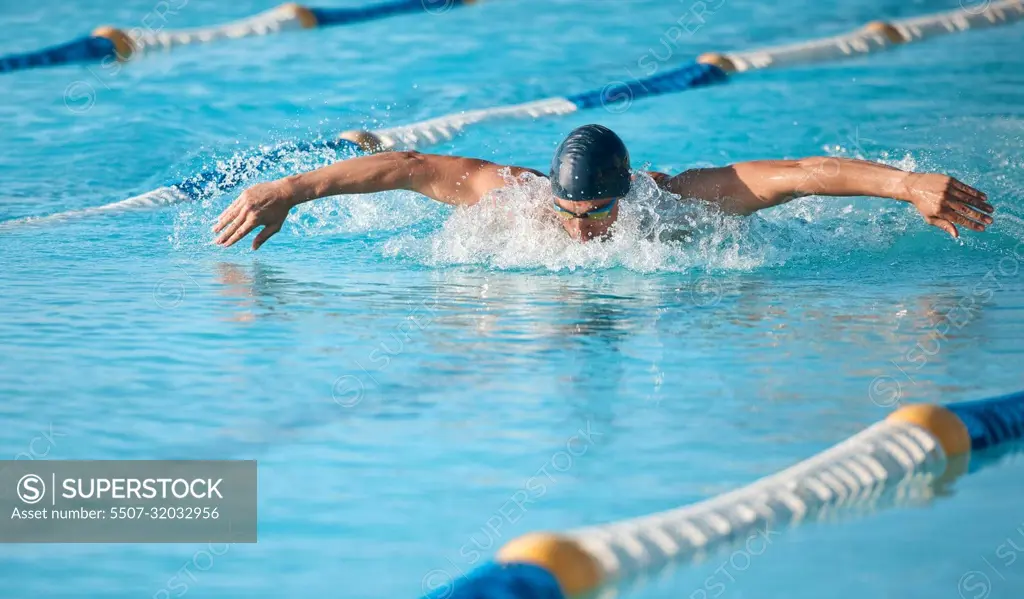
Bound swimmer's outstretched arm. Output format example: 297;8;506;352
213;152;537;249
657;157;993;238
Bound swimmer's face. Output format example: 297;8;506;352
551;196;619;242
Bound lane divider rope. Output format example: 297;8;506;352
361;0;1023;153
370;62;726;151
0;1;478;74
2;1;1021;226
705;0;1024;73
429;391;1024;599
0;63;725;227
0;138;360;230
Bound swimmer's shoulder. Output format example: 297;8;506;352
645;170;673;188
483;164;545;189
442;159;545;205
503;165;545;180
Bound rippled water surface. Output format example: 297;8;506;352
1;0;1023;597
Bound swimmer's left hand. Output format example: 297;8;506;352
900;173;993;238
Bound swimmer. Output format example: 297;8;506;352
214;124;993;249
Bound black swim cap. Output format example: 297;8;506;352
550;124;631;201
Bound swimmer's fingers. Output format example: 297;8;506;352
949;187;994;215
214;211;244;244
216;214;258;247
221;216;259;248
926;217;959;239
252;223;282;251
948;200;993;228
213;200;244;233
950;179;988;203
939;207;987;233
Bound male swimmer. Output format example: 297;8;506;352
213;124;993;249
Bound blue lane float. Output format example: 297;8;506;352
949;390;1024;451
566;62;727;110
423;562;563;599
0;139;361;229
311;0;476;26
0;36;116;74
0;0;479;74
173;138;360;202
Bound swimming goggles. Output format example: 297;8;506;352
551;197;618;221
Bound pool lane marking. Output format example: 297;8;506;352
350;0;1024;152
421;395;1024;599
0;1;480;74
3;1;1023;223
714;0;1024;73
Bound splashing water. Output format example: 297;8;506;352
166;140;1023;273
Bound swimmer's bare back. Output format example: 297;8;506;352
214;151;992;250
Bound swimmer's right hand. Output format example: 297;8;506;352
213;178;300;250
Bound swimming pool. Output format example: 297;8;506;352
1;0;1023;597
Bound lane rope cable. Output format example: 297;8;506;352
1;0;1021;228
0;1;479;74
435;391;1024;599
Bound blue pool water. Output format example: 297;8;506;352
1;0;1024;597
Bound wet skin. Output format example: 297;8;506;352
213;152;993;250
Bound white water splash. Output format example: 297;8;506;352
166;144;1008;272
273;169;933;273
